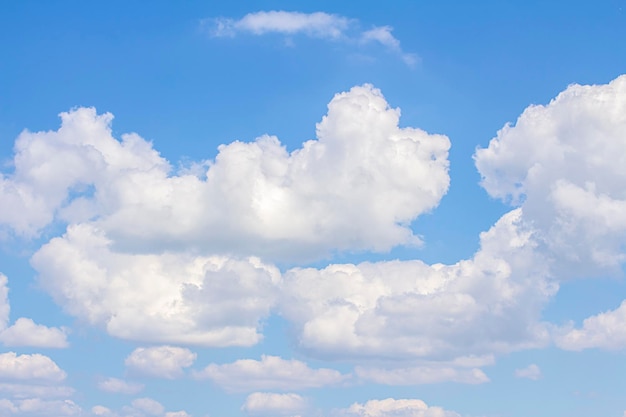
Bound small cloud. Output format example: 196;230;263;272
97;377;144;395
125;346;196;379
204;11;417;66
514;364;542;380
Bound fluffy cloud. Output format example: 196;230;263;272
514;364;542;380
0;352;66;382
280;209;555;362
0;274;67;348
555;300;626;350
31;228;279;346
475;74;626;278
125;346;196;379
242;392;307;416
0;318;68;348
7;85;448;260
129;398;165;416
194;355;348;392
97;377;144;395
337;398;461;417
19;84;448;347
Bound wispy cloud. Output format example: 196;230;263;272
204;11;417;66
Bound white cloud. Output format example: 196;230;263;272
475;74;626;278
0;274;69;348
280;209;555;362
0;398;82;416
130;398;165;416
361;26;417;67
125;346;196;379
97;377;144;395
242;392;307;416
92;405;115;416
355;366;489;385
0;383;74;399
165;412;191;417
0;352;66;382
211;11;350;39
0;318;68;348
555;300;626;350
337;398;461;417
18;84;448;347
194;355;348;392
32;232;279;346
207;11;417;66
514;364;542;380
0;274;9;330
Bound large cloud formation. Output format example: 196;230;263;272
14;85;450;347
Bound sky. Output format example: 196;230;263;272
1;1;626;416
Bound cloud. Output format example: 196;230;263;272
355;366;489;385
0;352;66;382
210;11;350;39
8;85;449;260
475;74;626;278
0;383;74;399
32;232;279;346
193;355;348;392
125;346;196;379
514;364;542;380
0;318;68;348
242;392;307;416
361;26;418;67
0;274;68;348
0;398;82;416
129;398;165;416
555;300;626;350
279;209;555;362
16;84;448;347
205;11;416;65
97;377;144;395
336;398;461;417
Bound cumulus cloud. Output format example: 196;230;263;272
91;401;190;417
125;346;196;379
280;209;555;362
32;231;279;346
475;74;626;278
555;300;626;350
514;364;542;380
337;398;461;417
474;74;626;351
194;355;348;392
15;84;448;347
206;11;415;65
0;318;68;348
0;352;66;382
97;377;144;395
11;85;448;259
0;274;68;348
129;398;165;416
242;392;307;416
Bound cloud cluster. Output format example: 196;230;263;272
11;84;450;347
280;209;555;362
475;74;626;349
206;11;417;65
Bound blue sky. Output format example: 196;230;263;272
1;1;626;416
